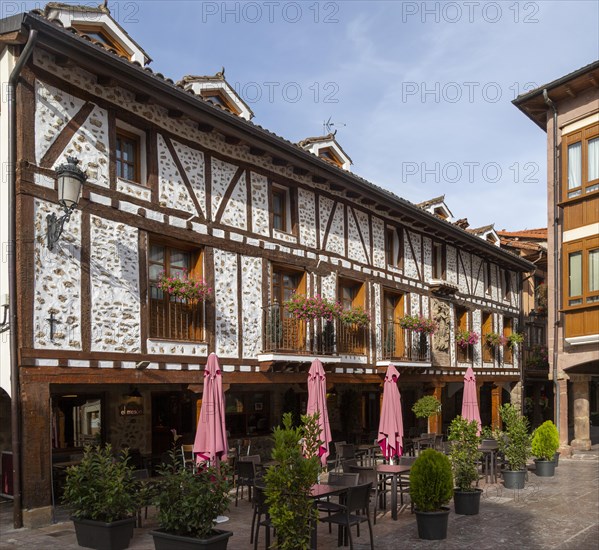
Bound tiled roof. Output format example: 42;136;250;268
497;228;547;240
17;9;535;271
297;133;353;165
500;239;546;252
467;224;495;235
417;195;446;209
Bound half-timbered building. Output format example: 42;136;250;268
0;3;533;525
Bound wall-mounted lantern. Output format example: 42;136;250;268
47;156;87;250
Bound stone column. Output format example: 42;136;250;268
510;382;522;412
491;385;502;430
557;378;569;449
570;375;591;451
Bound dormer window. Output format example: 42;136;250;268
200;90;241;115
433;206;449;220
318;147;343;168
75;24;125;53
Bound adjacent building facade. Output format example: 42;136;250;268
1;4;533;525
514;61;599;452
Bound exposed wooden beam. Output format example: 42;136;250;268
329;184;344;192
225;135;241;145
54;55;71;67
312;175;327;184
198;123;214;133
346;191;360;199
272;157;287;166
168;109;183;118
135;93;151;104
293;167;309;176
249;147;266;156
96;75;116;87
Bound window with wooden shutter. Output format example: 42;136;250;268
383;291;405;359
562;123;599;201
503;317;513;364
482;311;493;362
456;306;471;363
148;242;205;341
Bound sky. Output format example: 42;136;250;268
15;0;599;230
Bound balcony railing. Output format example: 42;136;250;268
381;321;431;362
150;297;203;341
262;303;367;355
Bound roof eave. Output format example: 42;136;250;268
20;13;534;272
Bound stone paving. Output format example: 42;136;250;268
1;451;597;550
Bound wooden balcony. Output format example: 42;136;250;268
262;303;367;356
150;296;203;341
381;322;431;362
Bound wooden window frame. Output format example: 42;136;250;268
456;305;472;363
270;183;295;235
271;265;306;305
116;126;141;184
503;317;513;364
200;90;241;115
148;239;206;342
338;277;365;311
432;242;446;280
74;23;131;59
482;311;494;362
385;226;403;269
562;122;599;202
318;146;344;168
563;236;599;311
502;269;512;301
486;262;493;295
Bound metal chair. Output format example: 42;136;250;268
317;472;360;533
348;464;387;525
251;485;274;549
235;459;256;506
319;482;374;550
398;456;417;511
181;445;195;472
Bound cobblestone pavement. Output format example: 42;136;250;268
1;451;597;549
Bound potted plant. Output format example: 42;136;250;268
283;293;341;322
531;420;559;477
157;270;212;302
484;332;507;348
410;449;453;540
338;305;370;327
497;403;532;489
398;315;438;358
264;412;321;550
150;449;232;549
412;395;441;434
507;332;524;348
448;416;483;515
61;444;139;550
455;329;480;349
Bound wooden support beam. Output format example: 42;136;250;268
272;157;287;166
312;175;327;184
249;147;266;156
225;135;241;145
198;123;214;133
168;109;183;118
135;93;151;104
293;167;309;176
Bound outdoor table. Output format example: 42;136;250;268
479;441;499;484
376;464;411;520
310;483;348;549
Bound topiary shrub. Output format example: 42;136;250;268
531;420;559;461
264;412;320;550
412;395;441;419
410;449;453;512
448;416;482;491
62;444;139;523
497;403;532;471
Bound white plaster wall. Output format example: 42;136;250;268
90;216;140;353
117;179;151;202
51;104;110;188
320;273;336;301
371;216;386;269
241;256;262;357
172;139;206;216
148;340;208;356
319;196;334;247
0;49;15;394
213;249;239;357
347;209;367;264
35;80;85;164
325;202;345;256
410;293;420;316
157;134;195;214
33;199;82;350
472;256;483;297
489;265;498;302
220;174;247;230
251;172;269;237
422;295;429;318
403;231;419;280
449;304;456;366
446;245;458;285
298;188;317;248
211;157;239;222
457;251;469;294
423;237;432;281
354;209;371;264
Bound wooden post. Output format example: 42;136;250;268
429;385;444;434
491;385;502;430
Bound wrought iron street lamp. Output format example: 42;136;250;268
47;156;87;250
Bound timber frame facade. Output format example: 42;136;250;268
0;5;534;525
